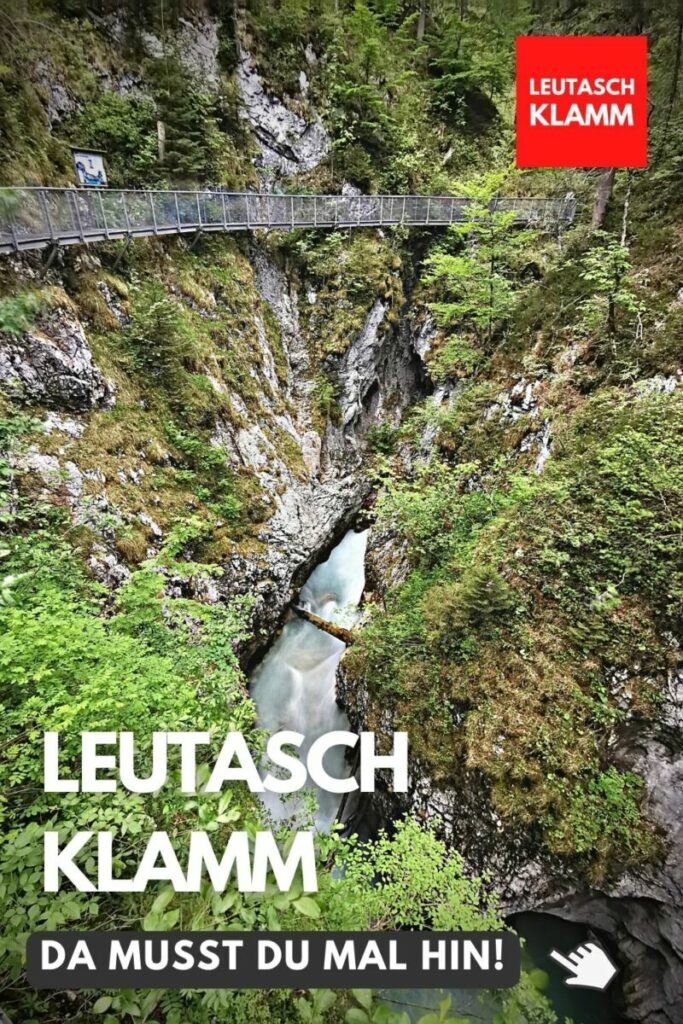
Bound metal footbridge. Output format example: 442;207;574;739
0;187;576;256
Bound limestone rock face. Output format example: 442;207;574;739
508;706;683;1024
236;49;330;179
95;8;221;87
213;246;427;652
176;14;221;86
17;448;84;498
34;58;78;126
322;302;427;474
364;525;410;593
0;307;114;410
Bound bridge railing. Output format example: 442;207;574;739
0;188;576;254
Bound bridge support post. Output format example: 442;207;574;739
8;217;19;253
39;242;60;278
68;190;85;243
149;192;158;235
189;229;202;251
113;235;132;270
38;189;56;242
122;192;132;236
97;191;110;240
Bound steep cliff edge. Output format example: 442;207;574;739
0;234;427;651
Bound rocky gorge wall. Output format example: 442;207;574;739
339;634;683;1024
211;242;427;652
336;365;683;1024
0;235;427;653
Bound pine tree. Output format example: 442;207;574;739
147;54;224;185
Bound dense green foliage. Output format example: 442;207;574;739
1;474;554;1021
351;385;683;878
341;0;683;880
0;507;555;1023
66;92;160;187
331;0;683;893
245;0;518;191
424;173;538;355
0;290;44;336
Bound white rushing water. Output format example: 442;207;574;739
250;529;368;830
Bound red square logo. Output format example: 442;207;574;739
516;36;648;168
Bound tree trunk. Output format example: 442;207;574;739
591;168;616;231
417;3;426;40
621;170;633;246
292;606;356;645
656;7;683;165
607;294;617;338
157;120;166;163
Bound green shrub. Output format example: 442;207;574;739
367;421;397;454
165;421;243;524
0;291;43;337
377;462;503;568
62;92;159;188
125;280;200;385
547;769;659;880
312;372;339;421
423;565;517;653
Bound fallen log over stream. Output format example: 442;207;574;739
292;606;356;645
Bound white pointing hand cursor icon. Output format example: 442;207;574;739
549;942;618;990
